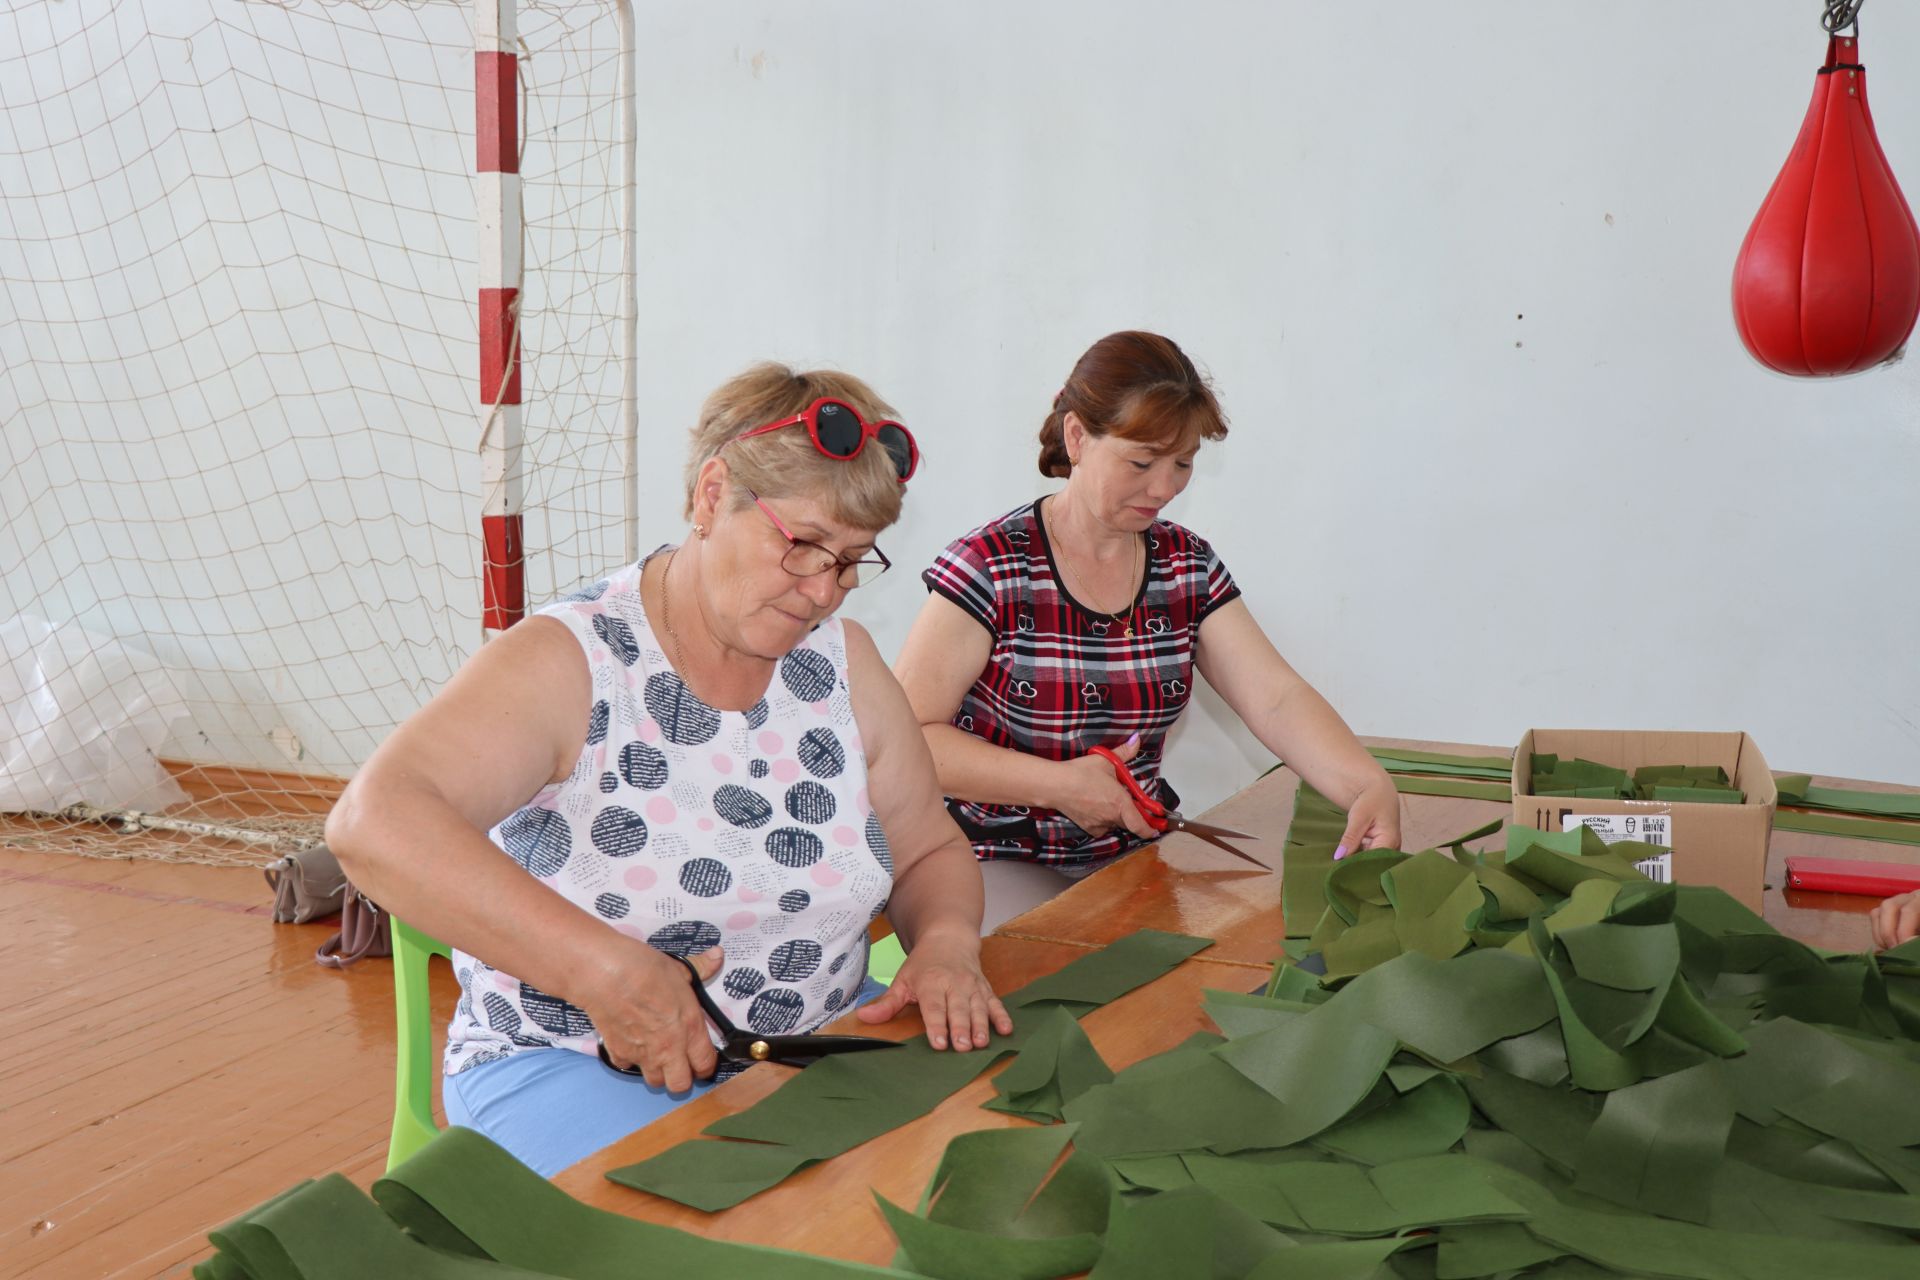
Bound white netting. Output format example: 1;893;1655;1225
0;0;632;863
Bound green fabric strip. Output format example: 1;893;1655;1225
607;928;1209;1211
981;1004;1114;1123
371;1126;909;1278
1281;781;1347;941
1393;776;1514;802
877;1126;1107;1280
1775;809;1920;846
1366;746;1514;771
198;1127;930;1279
1776;775;1920;820
1368;748;1514;781
207;1172;562;1280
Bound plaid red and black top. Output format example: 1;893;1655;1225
922;498;1241;868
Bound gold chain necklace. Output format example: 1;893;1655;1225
657;549;690;673
1045;498;1141;637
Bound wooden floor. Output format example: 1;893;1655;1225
0;847;456;1279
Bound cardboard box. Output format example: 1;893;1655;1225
1511;729;1778;913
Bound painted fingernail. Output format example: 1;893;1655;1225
1124;732;1140;747
1334;844;1349;861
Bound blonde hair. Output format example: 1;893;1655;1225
683;363;905;531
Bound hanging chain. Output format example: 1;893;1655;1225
1822;1;1865;35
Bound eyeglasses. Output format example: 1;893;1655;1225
745;488;892;588
735;397;919;483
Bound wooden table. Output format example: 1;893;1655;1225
553;737;1919;1265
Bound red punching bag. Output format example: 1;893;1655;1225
1732;15;1920;375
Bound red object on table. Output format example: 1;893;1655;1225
1732;32;1920;375
1085;745;1268;867
1784;855;1920;898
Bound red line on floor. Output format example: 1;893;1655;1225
0;866;273;917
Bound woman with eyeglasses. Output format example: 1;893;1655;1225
894;331;1401;930
328;363;1010;1174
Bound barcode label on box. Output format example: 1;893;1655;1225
1561;814;1674;883
1633;852;1673;882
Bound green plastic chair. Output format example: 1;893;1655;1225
387;915;451;1171
868;930;906;986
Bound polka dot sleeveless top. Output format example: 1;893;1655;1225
444;552;894;1077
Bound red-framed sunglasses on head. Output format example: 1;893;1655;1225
736;397;919;483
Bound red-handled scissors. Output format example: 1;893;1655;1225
1087;745;1268;868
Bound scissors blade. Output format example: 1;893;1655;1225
1167;815;1270;868
749;1033;905;1067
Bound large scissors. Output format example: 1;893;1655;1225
1087;744;1268;868
597;954;904;1074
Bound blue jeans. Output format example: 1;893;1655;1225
444;976;886;1176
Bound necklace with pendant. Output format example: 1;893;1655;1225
1045;498;1141;637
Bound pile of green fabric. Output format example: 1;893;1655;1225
1530;755;1745;805
917;781;1920;1279
198;781;1920;1280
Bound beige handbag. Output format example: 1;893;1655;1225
314;884;392;967
263;841;346;924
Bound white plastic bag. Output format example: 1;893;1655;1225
0;615;189;813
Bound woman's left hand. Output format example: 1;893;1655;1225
856;927;1014;1051
1335;780;1403;859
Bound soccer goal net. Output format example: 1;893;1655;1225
0;0;634;864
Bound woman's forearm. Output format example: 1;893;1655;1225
883;834;989;950
327;776;637;1006
923;723;1075;809
1255;682;1393;810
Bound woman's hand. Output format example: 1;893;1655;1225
1052;736;1160;840
1334;780;1402;859
579;943;725;1092
856;927;1014;1051
1871;890;1920;951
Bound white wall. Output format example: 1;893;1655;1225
625;1;1920;804
5;1;1917;800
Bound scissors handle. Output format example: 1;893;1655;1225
599;953;903;1074
1086;744;1168;831
598;953;727;1075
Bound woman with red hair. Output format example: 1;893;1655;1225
896;331;1400;929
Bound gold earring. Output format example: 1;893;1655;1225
693;523;707;538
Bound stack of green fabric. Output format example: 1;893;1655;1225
1528;755;1633;801
1363;746;1514;803
1629;764;1745;805
1528;756;1746;805
1774;774;1920;847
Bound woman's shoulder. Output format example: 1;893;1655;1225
1147;517;1220;562
519;559;653;661
940;501;1040;558
540;558;646;612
